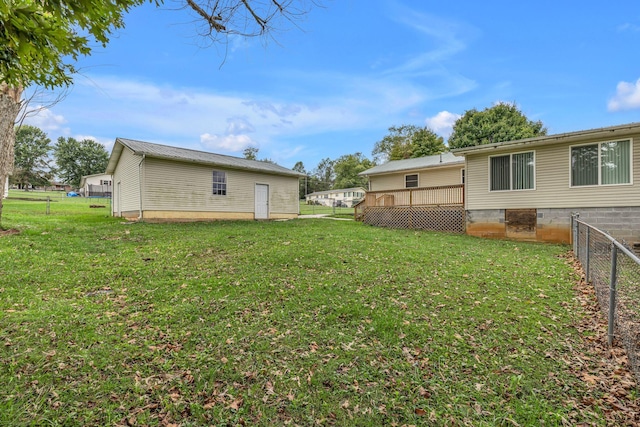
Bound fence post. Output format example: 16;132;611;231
571;214;575;254
608;244;618;347
585;227;590;282
574;214;580;258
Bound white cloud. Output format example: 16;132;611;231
225;117;256;135
73;134;113;151
618;23;640;33
608;78;640;111
200;133;255;151
425;111;461;137
42;33;475;162
67;74;425;144
22;106;67;132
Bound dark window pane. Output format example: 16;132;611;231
490;155;510;191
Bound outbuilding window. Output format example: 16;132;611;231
490;151;535;191
571;139;631;187
405;174;419;188
212;170;227;195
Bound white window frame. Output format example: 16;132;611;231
212;170;227;196
461;169;465;185
488;150;536;192
405;173;419;188
569;139;633;188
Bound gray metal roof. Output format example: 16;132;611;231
107;138;305;177
358;152;463;176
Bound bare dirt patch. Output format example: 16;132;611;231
0;229;19;237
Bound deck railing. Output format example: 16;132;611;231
361;184;464;208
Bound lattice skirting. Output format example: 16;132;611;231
362;205;465;233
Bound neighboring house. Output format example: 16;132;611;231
355;153;466;233
305;187;366;207
79;173;112;197
358;152;465;191
452;122;640;244
106;138;304;221
44;182;71;192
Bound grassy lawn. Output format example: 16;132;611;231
0;193;626;425
299;201;354;216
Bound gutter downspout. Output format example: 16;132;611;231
138;154;145;220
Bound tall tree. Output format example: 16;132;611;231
53;137;109;188
292;161;307;199
243;146;259;160
313;158;334;192
448;102;547;149
333;153;374;189
0;0;315;225
372;124;446;163
13;125;53;189
411;127;448;158
292;161;306;174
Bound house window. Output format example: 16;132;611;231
490;151;534;191
212;170;227;195
571;140;631;187
461;169;465;184
100;180;112;186
405;174;419;188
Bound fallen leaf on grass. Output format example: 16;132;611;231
265;381;275;395
228;397;243;411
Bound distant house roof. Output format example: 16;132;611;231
79;173;111;188
359;152;463;176
106;138;306;177
306;187;366;197
451;122;640;155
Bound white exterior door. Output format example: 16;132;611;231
255;184;269;219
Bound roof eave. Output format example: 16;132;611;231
451;122;640;155
358;160;465;176
112;138;304;178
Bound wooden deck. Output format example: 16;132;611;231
355;184;465;233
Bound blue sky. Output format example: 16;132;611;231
23;0;640;171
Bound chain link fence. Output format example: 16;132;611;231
572;214;640;382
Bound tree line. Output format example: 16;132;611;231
11;125;109;190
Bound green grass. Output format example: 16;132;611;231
0;193;610;425
299;201;354;216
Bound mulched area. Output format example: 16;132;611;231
567;253;640;425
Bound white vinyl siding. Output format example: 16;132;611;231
142;158;299;214
112;147;141;214
466;134;640;210
369;165;464;191
489;151;534;191
571;139;632;187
